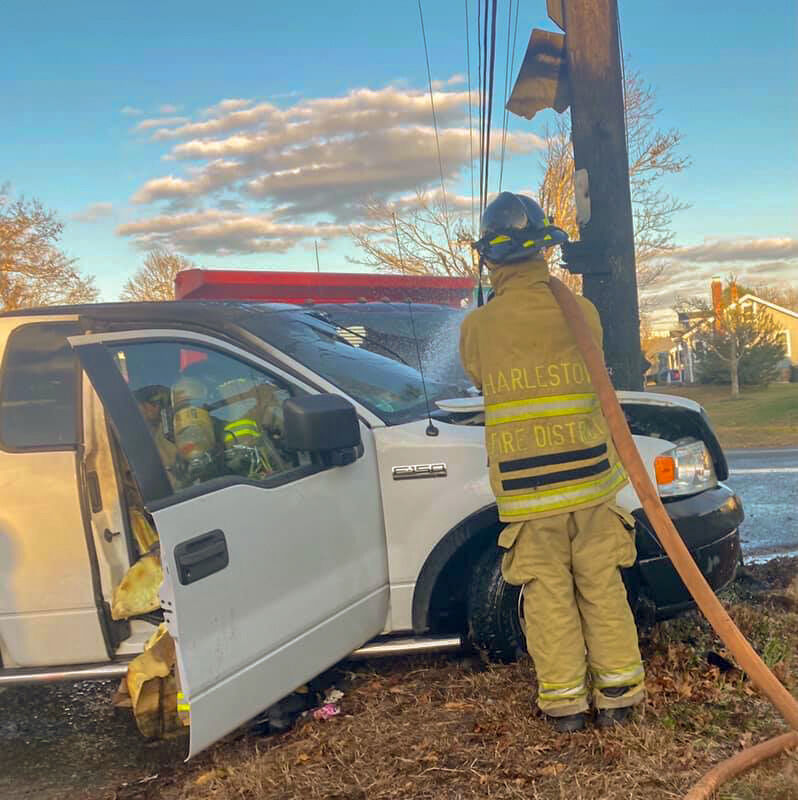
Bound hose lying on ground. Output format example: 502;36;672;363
548;276;798;799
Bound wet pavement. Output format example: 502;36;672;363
725;448;798;562
0;447;795;799
0;680;186;800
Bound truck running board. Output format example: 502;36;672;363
0;661;131;687
349;635;463;659
0;636;464;687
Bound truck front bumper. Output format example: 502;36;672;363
625;484;744;620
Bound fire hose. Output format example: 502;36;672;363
548;276;798;799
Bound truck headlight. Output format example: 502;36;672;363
654;440;717;498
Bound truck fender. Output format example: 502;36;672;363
412;505;501;634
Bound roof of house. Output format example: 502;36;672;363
736;294;798;320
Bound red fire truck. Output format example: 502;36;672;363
174;269;475;307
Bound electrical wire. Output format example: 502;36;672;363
465;0;476;236
417;0;450;227
482;0;498;211
498;0;512;192
499;0;520;191
478;0;487;218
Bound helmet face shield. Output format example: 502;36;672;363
474;192;568;265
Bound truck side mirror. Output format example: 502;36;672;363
281;394;363;467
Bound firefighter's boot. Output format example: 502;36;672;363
545;711;588;733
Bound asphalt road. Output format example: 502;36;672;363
1;447;796;799
725;448;798;562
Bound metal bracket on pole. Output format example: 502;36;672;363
506;29;570;120
560;241;611;276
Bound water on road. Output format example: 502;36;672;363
725;448;798;561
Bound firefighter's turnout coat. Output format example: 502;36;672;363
460;257;628;523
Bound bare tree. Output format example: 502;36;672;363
539;70;691;301
349;69;688;305
121;248;194;302
752;284;798;312
0;185;97;310
348;191;475;279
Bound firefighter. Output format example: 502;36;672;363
460;192;645;732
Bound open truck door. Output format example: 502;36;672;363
68;329;389;757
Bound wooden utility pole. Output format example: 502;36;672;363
559;0;642;389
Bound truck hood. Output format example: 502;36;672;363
435;390;728;482
436;390;702;414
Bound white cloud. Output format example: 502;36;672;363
200;98;254;118
672;237;798;263
72;202;114;223
636;235;798;312
431;74;467;90
136;116;191;131
121;106;143;116
120;84;544;254
159;104;181;114
117;209;346;255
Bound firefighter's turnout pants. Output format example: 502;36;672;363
500;502;645;716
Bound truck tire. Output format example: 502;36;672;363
466;544;527;662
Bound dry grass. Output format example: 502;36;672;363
114;559;798;800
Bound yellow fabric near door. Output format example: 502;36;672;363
125;623;183;738
129;508;159;553
111;552;163;620
500;501;645;716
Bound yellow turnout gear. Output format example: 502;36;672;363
459;254;644;716
460;257;627;523
501;503;645;715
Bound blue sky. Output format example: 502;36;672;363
2;0;796;313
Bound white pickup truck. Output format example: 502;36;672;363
0;301;743;757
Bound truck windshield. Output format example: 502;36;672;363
239;307;472;425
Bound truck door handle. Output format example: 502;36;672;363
173;530;229;586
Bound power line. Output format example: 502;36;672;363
465;0;476;236
478;0;486;218
392;211;406;271
498;0;512;192
417;0;450;228
482;0;498;210
499;0;520;191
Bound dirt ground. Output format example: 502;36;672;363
4;558;798;800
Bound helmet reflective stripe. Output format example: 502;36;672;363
485;393;597;426
591;662;645;689
497;463;627;518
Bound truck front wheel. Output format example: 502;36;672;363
466;545;527;662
